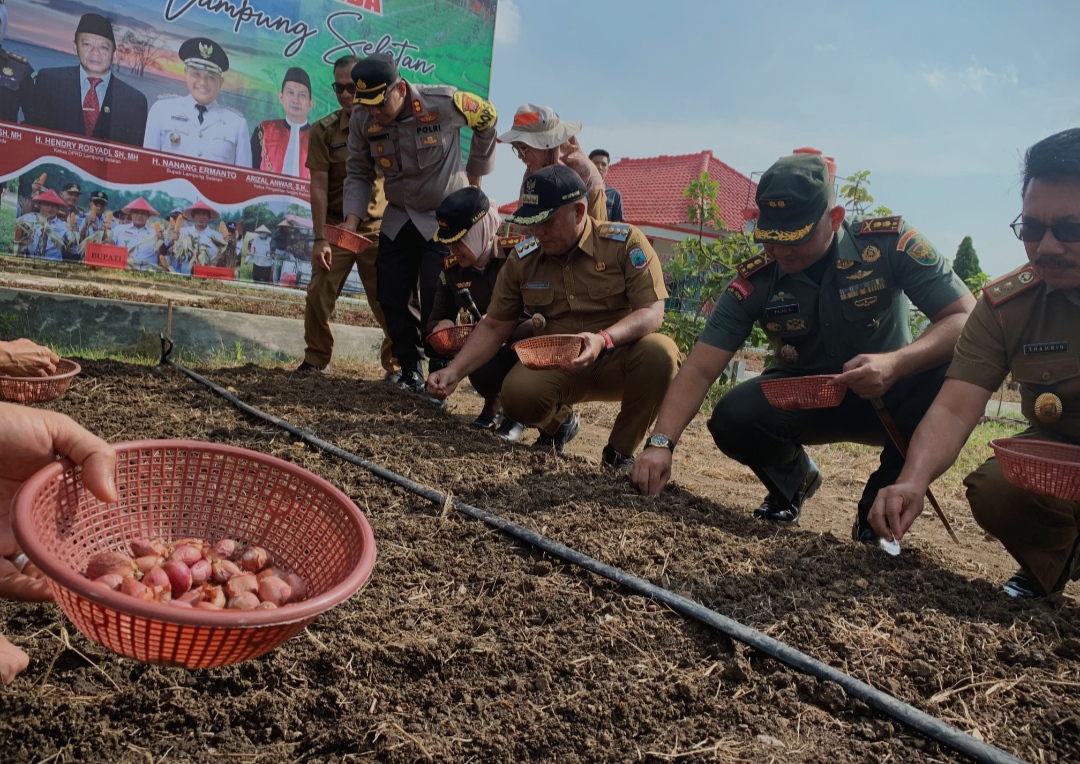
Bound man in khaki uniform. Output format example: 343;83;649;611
299;54;394;375
871;128;1080;599
427;165;680;471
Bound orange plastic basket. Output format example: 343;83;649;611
13;440;377;669
324;225;371;254
513;334;585;370
990;438;1080;500
0;359;81;404
426;324;474;355
759;374;847;411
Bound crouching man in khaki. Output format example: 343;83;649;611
427;165;680;471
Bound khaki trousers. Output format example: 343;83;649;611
500;333;680;455
303;237;395;372
965;427;1080;594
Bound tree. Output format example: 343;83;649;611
953;236;981;281
115;31;167;78
839;170;874;215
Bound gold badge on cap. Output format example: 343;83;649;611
862;246;881;263
1034;392;1063;424
780;345;798;364
199;42;214;59
595;262;606;272
2;67;12;77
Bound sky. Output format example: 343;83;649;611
484;0;1080;279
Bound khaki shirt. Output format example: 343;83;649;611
948;266;1080;442
343;83;497;240
306;108;386;239
488;219;668;334
700;215;969;373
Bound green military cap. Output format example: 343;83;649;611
754;154;831;245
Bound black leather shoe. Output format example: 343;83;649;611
753;462;822;526
851;517;880;546
534;411;580;454
1003;569;1048;599
296;361;328;374
397;369;426;393
494;419;524;443
601;444;634;473
472;412;498;430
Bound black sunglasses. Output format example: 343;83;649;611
331;82;356;95
1010;213;1080;243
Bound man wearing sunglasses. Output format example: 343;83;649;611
341;53;497;395
870;128;1080;599
298;54;395;376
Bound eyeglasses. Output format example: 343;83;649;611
1011;213;1080;243
331;82;356;95
512;144;529;160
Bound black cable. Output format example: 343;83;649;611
158;338;1025;764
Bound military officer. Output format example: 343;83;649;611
342;53;497;394
15;188;75;261
0;1;32;123
143;38;250;166
871;128;1080;598
60;182;84;217
428;165;681;471
633;154;975;546
113;197;166;271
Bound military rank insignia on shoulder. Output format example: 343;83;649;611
515;237;539;259
453;91;497;130
443;254;457;270
982;265;1040;306
858;215;903;235
734;252;774;279
498;233;527;250
597;222;631;242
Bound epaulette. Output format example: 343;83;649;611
982;265;1040;307
857;215;903;235
498;233;527;250
515;237;539;259
2;50;29;65
734;252;774;279
443;254;457;270
597;222;631;242
318;111;341;128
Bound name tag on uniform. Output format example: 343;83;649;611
330;142;347;149
765;303;799;317
525;282;549;289
1024;342;1068;355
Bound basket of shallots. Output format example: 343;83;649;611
13;440;376;669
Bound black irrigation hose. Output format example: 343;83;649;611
157;336;1026;764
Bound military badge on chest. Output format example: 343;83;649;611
779;345;798;364
1035;393;1063;424
766;291;800;318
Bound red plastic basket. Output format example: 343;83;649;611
759;374;847;411
13;440;377;669
323;225;371;254
990;438;1080;500
0;359;81;404
512;334;585;370
426;324;474;355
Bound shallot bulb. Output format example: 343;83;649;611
85;551;136;580
224;572;258;599
240;546;269;573
189;559;212;585
120;577;155;601
212;539;238;560
134;555;165;574
92;574;125;591
257;576;291;607
169;544;202;566
142;567;171;591
130;538;164;558
284;573;307;603
211;559;241;584
162;560;193;597
226;592;260;610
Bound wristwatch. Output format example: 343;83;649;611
645;433;676;452
597;329;615;359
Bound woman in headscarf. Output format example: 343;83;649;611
498;103;607;222
425;186;533;442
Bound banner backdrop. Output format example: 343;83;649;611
0;0;497;290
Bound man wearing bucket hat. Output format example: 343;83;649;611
428;165;680;471
342;53;497;395
871;128;1080;598
143;37;250;166
113;197;166;271
23;13;147;146
634;153;975;548
500;104;607;222
15;188;75;261
426;186;532;441
246;224;275;283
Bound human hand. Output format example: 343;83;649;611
868;480;928;542
556;333;603;372
834;353;899;399
0;632;29;685
0;557;52;602
632;446;673;497
0;339;59;378
426;368;460;399
313;239;332;270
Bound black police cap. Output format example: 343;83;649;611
506;165;587;226
434;186;490;244
351;54;400;106
89;190;108;203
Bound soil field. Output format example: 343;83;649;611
0;359;1076;763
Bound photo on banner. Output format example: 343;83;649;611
0;0;497;290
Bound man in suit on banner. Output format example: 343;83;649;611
23;13;147;147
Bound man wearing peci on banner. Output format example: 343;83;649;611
251;67;313;179
144;38;250;166
23;13;147;147
113;197;167;272
15;189;76;261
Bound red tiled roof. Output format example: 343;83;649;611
498;199;518;215
606;150;756;232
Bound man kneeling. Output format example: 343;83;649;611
427;165;680;471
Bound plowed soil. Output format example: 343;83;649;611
1;359;1076;763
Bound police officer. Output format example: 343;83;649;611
299;54;394;375
871;128;1080;598
113;197;166;271
15;189;75;261
0;1;32;123
633;154;975;546
428;165;681;471
143;37;251;166
426;186;531;441
342;53;497;394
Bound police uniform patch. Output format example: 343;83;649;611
422;135;439;147
629;247;648;269
726;277;753;300
376;143;385;154
598;222;631;242
412;99;423;114
861;246;881;263
367;123;383;134
906;240;938;266
859;215;903;235
982;265;1041;306
453;91;497;131
379;157;392;168
786;318;806;331
418;113;439;123
896;229;919;252
515;237;539;259
836;259;855;270
735;252;774;279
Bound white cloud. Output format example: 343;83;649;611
494;0;521;46
923;70;946;90
815;43;837;53
922;58;1019;94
